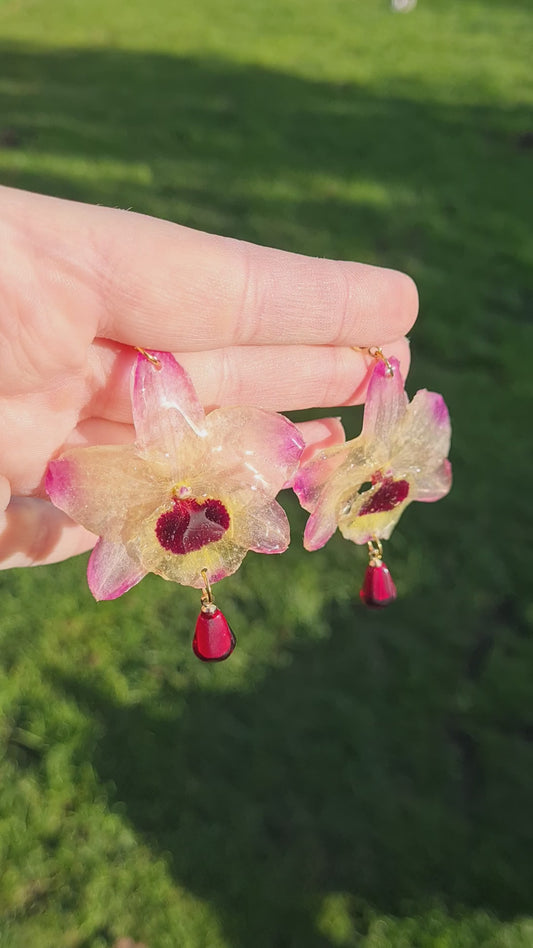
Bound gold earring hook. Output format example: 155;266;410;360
367;538;383;565
135;347;162;370
200;568;216;613
352;346;394;377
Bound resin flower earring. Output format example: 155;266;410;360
46;348;304;661
292;348;452;605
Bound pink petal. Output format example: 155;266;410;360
87;537;146;600
292;445;348;510
412;458;452;502
392;389;451;475
132;351;207;466
303;497;339;551
233;499;290;554
46;456;78;510
362;357;408;445
204;407;304;497
46;445;164;538
295;417;346;470
296;437;383;549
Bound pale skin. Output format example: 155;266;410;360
0;186;418;568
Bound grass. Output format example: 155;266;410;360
0;0;532;944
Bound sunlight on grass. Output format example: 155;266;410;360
0;152;153;186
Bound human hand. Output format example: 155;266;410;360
0;186;417;567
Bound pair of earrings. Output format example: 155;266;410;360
46;346;452;662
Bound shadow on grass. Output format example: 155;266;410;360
1;40;533;944
53;576;533;947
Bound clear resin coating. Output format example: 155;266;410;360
46;351;304;600
293;357;452;550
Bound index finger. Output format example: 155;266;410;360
2;186;418;351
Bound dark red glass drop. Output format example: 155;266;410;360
360;561;397;608
192;607;236;662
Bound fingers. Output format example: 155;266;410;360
179;338;411;412
0;496;96;568
67;417;135;448
100;233;418;350
2;187;418;353
295;418;346;467
87;337;411;420
0;475;11;533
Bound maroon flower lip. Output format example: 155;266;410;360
358;477;409;516
156;497;230;554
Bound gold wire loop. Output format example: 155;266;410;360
352;346;394;377
200;568;214;607
368;347;394;377
135;347;162;369
367;538;383;564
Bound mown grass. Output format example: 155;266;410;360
0;0;532;945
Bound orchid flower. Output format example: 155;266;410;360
46;351;304;600
293;357;452;551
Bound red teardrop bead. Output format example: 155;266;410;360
360;561;397;607
192;607;236;662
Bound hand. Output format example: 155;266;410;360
0;186;417;567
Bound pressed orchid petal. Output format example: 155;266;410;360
294;433;383;509
46;445;166;538
336;466;413;544
129;506;248;587
294;358;451;552
411;458;452;502
292;444;349;511
128;487;290;586
300;438;383;549
132;351;207;473
392;389;451;476
339;497;411;544
362;357;408;444
303;497;340;551
88;537;146;600
46;351;315;601
232;499;290;554
204;407;304;496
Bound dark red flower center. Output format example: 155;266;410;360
156;497;230;555
358;476;409;516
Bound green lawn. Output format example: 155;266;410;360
0;0;532;945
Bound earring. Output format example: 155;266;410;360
292;347;452;605
46;348;304;662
